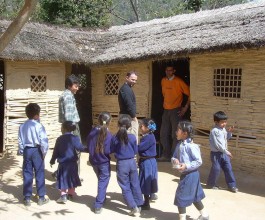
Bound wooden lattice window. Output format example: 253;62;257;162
105;74;119;95
77;74;87;89
213;68;242;98
30;75;47;92
0;74;3;91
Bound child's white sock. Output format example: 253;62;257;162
179;213;187;220
200;208;209;217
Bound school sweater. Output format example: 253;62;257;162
209;125;232;154
161;76;190;110
87;127;112;166
50;132;84;165
110;134;137;160
138;133;157;157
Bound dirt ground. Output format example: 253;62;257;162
0;151;265;220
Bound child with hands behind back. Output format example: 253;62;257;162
110;114;143;217
138;118;158;210
171;121;209;220
50;121;85;203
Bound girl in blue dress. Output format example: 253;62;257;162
138;118;158;210
172;121;209;220
50;121;84;203
110;114;143;216
87;112;112;214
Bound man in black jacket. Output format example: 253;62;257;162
118;71;138;142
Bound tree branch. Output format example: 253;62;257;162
129;0;139;22
0;0;38;53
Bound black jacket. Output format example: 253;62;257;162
118;83;136;118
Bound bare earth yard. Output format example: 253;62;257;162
0;151;265;220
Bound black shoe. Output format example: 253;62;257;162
228;187;238;193
67;194;74;201
141;204;150;210
94;207;102;214
37;197;49;206
23;198;31;206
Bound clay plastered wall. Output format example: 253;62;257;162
91;61;151;133
5;61;65;147
189;48;265;176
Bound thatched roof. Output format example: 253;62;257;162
0;1;265;65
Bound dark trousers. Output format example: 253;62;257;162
93;162;111;208
207;152;237;188
23;147;46;197
116;158;143;209
160;108;181;159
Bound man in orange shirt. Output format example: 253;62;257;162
159;65;190;161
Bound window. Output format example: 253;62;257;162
105;74;119;95
77;73;87;89
30;75;47;92
0;74;3;91
213;68;242;98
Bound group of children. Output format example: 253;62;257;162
18;103;238;220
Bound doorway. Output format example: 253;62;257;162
0;60;4;153
151;58;190;146
71;64;92;143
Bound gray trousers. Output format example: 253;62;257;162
160;108;181;159
73;123;81;175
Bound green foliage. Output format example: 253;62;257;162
0;0;24;19
38;0;112;27
202;0;248;9
185;0;204;12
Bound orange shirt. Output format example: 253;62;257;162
161;76;190;110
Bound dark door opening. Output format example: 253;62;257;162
72;64;92;144
151;58;190;146
0;60;4;153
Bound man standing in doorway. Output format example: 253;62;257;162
118;71;139;141
159;65;190;162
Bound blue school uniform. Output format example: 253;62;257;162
173;138;205;207
18;119;49;198
50;132;84;190
138;133;158;195
111;133;143;209
207;126;237;188
87;127;112;209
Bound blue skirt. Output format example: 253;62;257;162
138;158;158;195
174;170;205;207
56;161;81;190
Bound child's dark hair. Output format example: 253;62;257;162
178;121;194;139
213;111;228;122
116;114;132;145
25;103;40;119
65;75;80;89
62;121;76;132
141;118;156;133
96;112;112;154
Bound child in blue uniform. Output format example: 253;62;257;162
110;114;143;216
206;111;238;193
18;103;49;206
138;118;158;210
87;112;112;214
50;121;84;203
172;121;209;220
